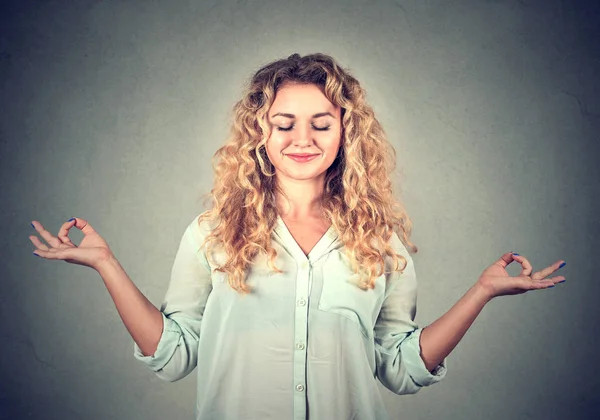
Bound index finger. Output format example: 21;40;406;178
57;217;97;244
57;218;77;244
67;217;97;235
510;254;534;277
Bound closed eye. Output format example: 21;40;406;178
276;125;331;132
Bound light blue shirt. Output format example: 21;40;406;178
134;215;447;420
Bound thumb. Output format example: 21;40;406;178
494;251;516;269
71;217;97;236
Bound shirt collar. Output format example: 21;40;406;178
273;215;341;264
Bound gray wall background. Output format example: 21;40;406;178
1;0;599;419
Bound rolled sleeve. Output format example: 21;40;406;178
374;233;447;394
400;327;447;386
133;313;183;372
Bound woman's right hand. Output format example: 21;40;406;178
29;217;114;271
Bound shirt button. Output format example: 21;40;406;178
296;384;305;392
297;298;306;306
296;342;305;350
300;261;309;270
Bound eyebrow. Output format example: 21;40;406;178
270;112;335;119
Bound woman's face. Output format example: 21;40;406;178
265;82;342;183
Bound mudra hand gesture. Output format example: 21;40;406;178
477;251;566;299
29;217;114;271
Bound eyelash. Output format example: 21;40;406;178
276;125;331;132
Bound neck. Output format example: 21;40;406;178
275;175;326;220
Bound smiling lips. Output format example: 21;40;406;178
285;153;320;163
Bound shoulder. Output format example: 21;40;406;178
183;213;217;246
176;214;220;271
389;230;411;259
384;230;415;277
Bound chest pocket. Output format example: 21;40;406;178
317;251;387;339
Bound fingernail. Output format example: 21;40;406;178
512;253;520;256
558;279;566;283
68;218;75;222
33;252;40;257
559;262;566;268
547;285;555;288
31;222;35;228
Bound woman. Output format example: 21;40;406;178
29;53;566;420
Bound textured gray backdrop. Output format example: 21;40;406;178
1;0;599;419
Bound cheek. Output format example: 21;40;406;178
324;133;342;154
265;134;286;159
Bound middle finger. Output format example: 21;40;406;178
532;260;565;281
30;220;63;249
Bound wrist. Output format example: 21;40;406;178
472;281;495;304
94;252;120;275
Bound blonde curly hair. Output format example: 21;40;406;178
198;52;418;293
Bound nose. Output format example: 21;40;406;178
292;125;313;147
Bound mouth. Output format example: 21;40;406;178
285;153;320;162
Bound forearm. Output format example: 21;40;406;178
95;255;164;357
419;283;491;371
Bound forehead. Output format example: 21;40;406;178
269;83;339;116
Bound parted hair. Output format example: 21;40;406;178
198;52;418;293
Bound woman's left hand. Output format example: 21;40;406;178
477;252;566;300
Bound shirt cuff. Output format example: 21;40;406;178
133;312;183;372
400;327;447;386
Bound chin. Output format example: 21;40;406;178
286;171;326;181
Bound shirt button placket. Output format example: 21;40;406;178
293;259;311;420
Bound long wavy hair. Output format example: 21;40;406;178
198;52;418;294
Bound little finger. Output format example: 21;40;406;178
32;248;67;260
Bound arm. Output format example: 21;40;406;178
418;251;565;372
418;283;490;372
29;215;212;381
96;256;164;356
